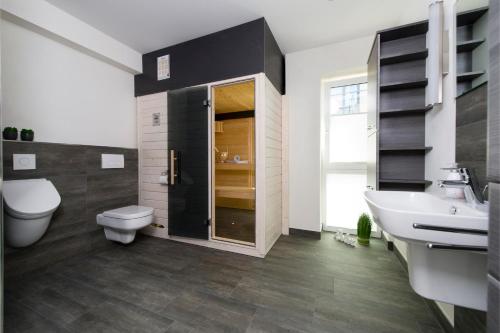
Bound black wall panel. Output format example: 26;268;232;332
135;18;285;96
264;20;285;94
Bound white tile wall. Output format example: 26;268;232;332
137;92;169;238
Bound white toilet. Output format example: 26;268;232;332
3;179;61;248
96;205;154;244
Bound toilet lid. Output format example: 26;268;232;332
103;205;154;220
3;179;61;215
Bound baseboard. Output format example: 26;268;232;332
381;232;394;251
393;244;407;272
424;300;455;333
392;243;453;333
289;228;321;240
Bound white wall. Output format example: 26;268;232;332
425;0;458;194
1;18;137;148
1;0;142;73
285;35;373;232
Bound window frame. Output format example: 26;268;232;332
323;78;368;172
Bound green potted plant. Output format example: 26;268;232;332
3;127;18;140
21;129;34;141
357;213;372;246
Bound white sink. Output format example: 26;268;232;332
364;191;488;311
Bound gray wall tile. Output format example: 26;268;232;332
488;276;500;333
488;0;500;182
490;182;500;280
456;83;488;189
3;141;139;277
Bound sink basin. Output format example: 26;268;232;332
364;191;488;311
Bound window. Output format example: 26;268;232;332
323;80;372;233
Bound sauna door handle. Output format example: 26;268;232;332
169;149;178;185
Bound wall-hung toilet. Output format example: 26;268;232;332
96;205;154;244
4;179;61;247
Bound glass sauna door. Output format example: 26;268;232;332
212;80;256;245
167;86;210;239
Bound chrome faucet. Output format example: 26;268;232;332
438;167;488;211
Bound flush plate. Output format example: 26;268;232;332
101;154;124;169
13;154;36;170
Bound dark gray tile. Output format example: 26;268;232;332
4;141;139;278
456;83;487;189
488;0;500;182
488;276;500;333
5;301;69;333
455;306;486;333
490;183;500;280
4;234;446;333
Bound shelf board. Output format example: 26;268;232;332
380;49;428;66
457;71;485;82
456;81;488;99
457;39;485;53
378;21;428;42
215;163;253;171
457;7;488;27
380;79;428;92
380;105;433;116
379;146;432;152
379;179;432;185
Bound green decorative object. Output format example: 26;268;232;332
21;128;34;141
357;213;372;246
3;127;18;140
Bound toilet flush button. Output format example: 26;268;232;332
13;154;36;170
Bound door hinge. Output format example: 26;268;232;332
206;218;211;226
203;99;211;107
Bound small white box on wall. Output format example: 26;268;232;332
101;154;124;169
13;154;36;170
157;54;170;80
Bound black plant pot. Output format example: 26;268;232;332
3;131;18;140
21;132;34;141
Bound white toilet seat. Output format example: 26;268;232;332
97;205;154;244
4;179;61;218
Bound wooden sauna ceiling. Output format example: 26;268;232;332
214;81;255;114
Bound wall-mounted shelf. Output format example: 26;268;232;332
456;8;488;96
380;79;428;92
379;146;432;152
457;7;488;27
379;105;433;116
379;179;432;185
380;49;428;65
457;71;485;83
372;20;430;193
457;39;485;53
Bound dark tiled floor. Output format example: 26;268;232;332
214;207;255;243
5;233;445;333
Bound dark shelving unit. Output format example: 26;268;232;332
369;20;432;192
380;79;428;92
379;179;432;185
380;49;428;65
456;7;488;96
457;70;485;82
379;105;433;116
379;146;433;152
457;39;485;53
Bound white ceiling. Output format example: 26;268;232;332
45;0;487;55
